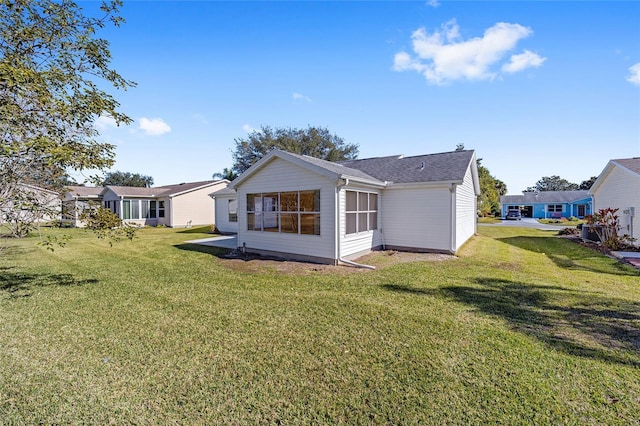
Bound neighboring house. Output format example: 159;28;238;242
228;149;480;265
500;190;592;219
589;157;640;245
100;180;228;228
62;186;103;227
0;184;61;225
210;187;239;234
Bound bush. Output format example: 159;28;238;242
558;227;579;236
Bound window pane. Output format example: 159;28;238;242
123;200;131;220
263;193;278;212
247;194;258;212
300;214;320;235
300;190;320;212
346;212;357;234
359;192;368;211
281;213;298;233
346;191;357;211
248;212;262;231
263;212;279;232
130;200;140;219
280;192;298;212
369;212;378;230
369;193;378;211
141;200;149;219
149;201;157;219
358;212;368;232
228;199;238;222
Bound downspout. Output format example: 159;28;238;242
336;178;376;270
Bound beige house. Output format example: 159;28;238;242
590;157;640;245
99;180;229;228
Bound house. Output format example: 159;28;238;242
589;157;640;245
500;190;592;219
100;180;228;228
210;187;239;234
227;149;480;265
62;186;103;227
0;183;61;226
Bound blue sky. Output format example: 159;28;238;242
83;0;640;194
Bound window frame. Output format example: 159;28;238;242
345;190;378;235
246;190;320;235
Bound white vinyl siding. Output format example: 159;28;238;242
455;166;477;251
381;185;452;252
236;158;336;261
339;186;382;259
213;194;239;234
593;165;640;245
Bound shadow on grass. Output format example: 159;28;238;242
177;226;214;234
384;279;640;366
173;243;230;257
0;266;98;299
497;236;639;276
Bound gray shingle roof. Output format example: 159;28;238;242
501;190;591;204
613;158;640;175
283;151;382;183
340;150;475;184
66;186;102;197
105;180;221;197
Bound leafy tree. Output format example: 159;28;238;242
212;168;238;181
81;207;136;246
0;0;134;238
477;159;507;216
524;176;579;192
101;171;154;187
232;125;359;174
579;176;598;190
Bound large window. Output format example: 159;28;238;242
548;204;563;212
345;190;378;235
122;199;158;220
247;190;320;235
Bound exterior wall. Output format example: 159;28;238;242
170;181;226;228
380;184;453;253
455;166;477;251
338;183;383;259
593;166;640;244
236;158;338;262
213;194;239;234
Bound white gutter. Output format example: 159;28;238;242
335;178;376;270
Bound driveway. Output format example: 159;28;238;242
480;218;568;231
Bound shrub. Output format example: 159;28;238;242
558;227;579;236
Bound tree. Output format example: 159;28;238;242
1;0;134;237
579;176;598;190
232;125;359;174
524;176;579;192
477;159;507;216
212;167;238;181
101;171;154;187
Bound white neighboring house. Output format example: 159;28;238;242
62;186;103;227
589;157;640;245
0;184;61;226
210;187;239;234
228;149;480;265
100;180;229;228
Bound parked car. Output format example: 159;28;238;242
506;211;522;220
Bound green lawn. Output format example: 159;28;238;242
1;226;639;424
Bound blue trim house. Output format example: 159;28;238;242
500;190;593;219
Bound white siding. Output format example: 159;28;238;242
170;181;226;228
338;185;383;259
213;194;239;234
381;185;453;252
593;165;640;244
455;166;477;251
236;158;337;262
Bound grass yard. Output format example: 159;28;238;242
1;225;639;424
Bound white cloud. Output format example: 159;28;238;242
139;117;171;136
627;63;640;86
426;0;440;8
292;92;312;102
94;115;118;131
393;20;544;84
243;124;259;133
503;50;547;73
